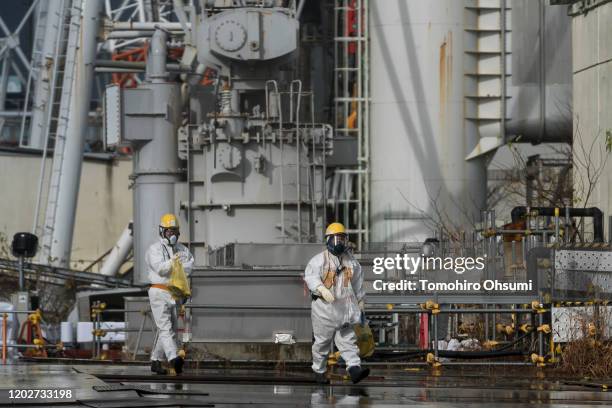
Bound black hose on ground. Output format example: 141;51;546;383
370;330;534;361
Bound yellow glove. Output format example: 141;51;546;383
317;285;335;303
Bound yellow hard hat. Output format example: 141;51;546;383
160;213;179;228
325;222;346;236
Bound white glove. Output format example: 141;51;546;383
358;300;365;312
317;285;335;303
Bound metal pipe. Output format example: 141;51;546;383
2;313;6;364
98;328;153;333
42;0;105;267
538;310;544;359
109;22;186;30
18;256;24;291
433;312;438;359
296;0;306;19
500;0;507;142
99;221;133;276
2;343;70;349
26;0;65;150
363;308;537;314
185;304;310;311
440;361;532;366
131;28;181;283
106;30;183;39
555;208;560;242
291;80;303;242
538;0;546;145
31;0;69;235
96;309;101;359
511;206;604;242
172;0;192;43
0;310;40;314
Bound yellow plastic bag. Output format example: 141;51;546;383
168;257;191;300
354;323;375;358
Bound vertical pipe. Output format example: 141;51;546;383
2;313;6;365
132;30;181;283
32;1;68;236
0;53;10;116
18;257;24;291
490;210;496;279
343;0;348;140
363;0;369;244
27;0;65;149
565;207;570;243
500;0;506;142
97;310;101;359
433;312;438;359
538;0;546;144
356;0;363;248
538;312;544;358
333;0;338;132
292;80;303;242
45;0;104;267
187;120;192;252
344;173;349;229
555;208;560;243
278;90;285;242
392;312;398;344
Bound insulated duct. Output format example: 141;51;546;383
506;0;573;144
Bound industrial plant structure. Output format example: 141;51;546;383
0;0;611;406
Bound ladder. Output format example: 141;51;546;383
333;0;369;249
38;0;82;263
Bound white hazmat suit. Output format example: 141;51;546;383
304;250;365;374
146;239;194;362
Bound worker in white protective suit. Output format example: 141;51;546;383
304;222;370;384
146;213;194;375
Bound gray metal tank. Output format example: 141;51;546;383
369;0;487;242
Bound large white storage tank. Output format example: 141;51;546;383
369;0;487;241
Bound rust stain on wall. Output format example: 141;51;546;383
439;32;453;134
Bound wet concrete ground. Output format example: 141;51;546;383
1;362;612;407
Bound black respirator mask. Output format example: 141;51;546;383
326;234;348;256
160;227;180;246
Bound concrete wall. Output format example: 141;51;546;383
0;150;132;270
572;2;612;239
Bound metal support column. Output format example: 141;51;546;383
40;0;103;267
